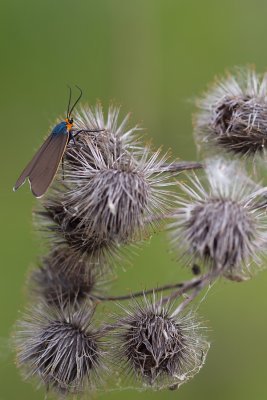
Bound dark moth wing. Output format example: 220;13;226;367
29;133;69;197
14;133;69;198
14;134;54;191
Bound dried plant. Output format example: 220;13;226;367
29;246;104;307
14;69;267;398
112;296;209;390
15;302;106;395
169;159;267;278
194;67;267;158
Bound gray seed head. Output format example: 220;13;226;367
14;302;105;395
194;67;267;158
186;199;255;270
29;247;103;307
63;166;151;242
170;159;267;276
113;297;209;390
38;104;172;257
37;197;119;263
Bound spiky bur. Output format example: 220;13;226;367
14;302;106;395
36;197;119;267
112;296;209;390
37;104;173;262
29;247;104;307
170;159;267;278
194;67;267;158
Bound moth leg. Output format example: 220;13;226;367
69;131;77;144
72;129;105;138
62;156;65;180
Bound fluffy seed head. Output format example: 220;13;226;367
38;104;172;257
113;296;209;389
170;159;267;277
37;197;119;263
29;247;103;307
14;302;105;395
194;67;267;158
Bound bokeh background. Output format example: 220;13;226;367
1;0;267;399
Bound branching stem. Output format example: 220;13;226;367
94;270;218;309
92;278;201;302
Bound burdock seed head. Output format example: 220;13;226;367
29;246;103;307
36;193;120;264
194;67;267;158
38;104;173;258
14;302;106;395
112;296;209;390
170;158;267;277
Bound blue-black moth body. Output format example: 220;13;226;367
14;87;88;198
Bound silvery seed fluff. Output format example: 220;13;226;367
14;301;106;395
29;246;104;307
36;196;120;266
170;158;267;277
39;104;173;256
112;295;209;390
194;67;267;158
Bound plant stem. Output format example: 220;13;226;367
159;161;203;173
93;277;203;302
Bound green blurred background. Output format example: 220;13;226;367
1;0;267;399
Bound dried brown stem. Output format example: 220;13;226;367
92;279;202;302
159;161;203;173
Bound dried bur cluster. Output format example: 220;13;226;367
14;67;267;397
